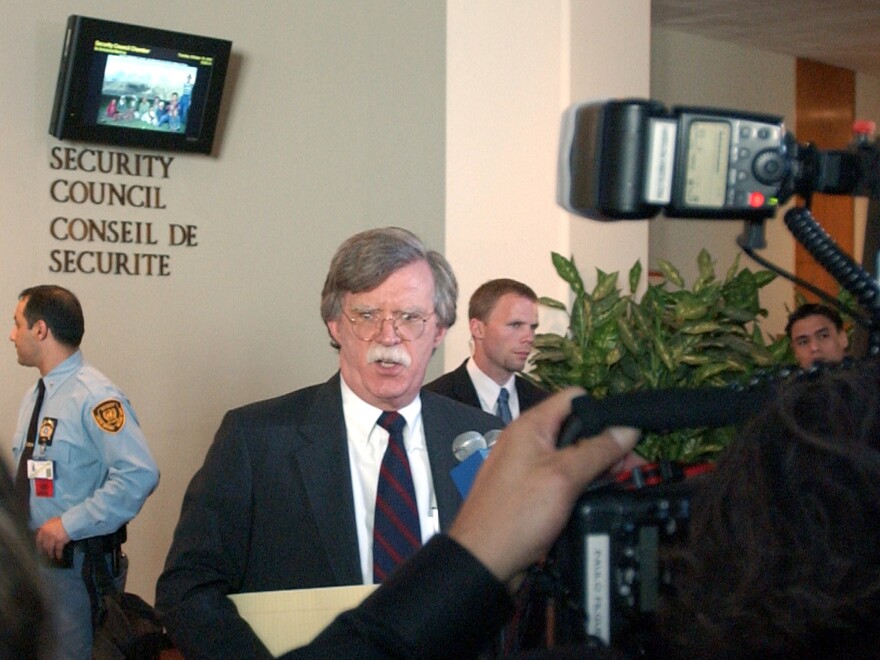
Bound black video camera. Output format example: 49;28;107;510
550;476;694;653
547;363;865;652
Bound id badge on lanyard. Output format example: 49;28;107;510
30;417;58;497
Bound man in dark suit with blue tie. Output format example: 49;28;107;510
426;278;548;423
424;278;551;651
156;227;501;659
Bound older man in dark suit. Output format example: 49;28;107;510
156;228;501;659
426;278;548;423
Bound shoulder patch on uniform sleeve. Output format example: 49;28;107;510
92;399;126;433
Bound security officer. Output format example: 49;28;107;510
9;285;159;660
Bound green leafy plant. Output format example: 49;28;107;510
528;249;789;463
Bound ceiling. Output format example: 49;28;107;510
651;0;880;79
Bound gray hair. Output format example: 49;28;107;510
321;227;457;346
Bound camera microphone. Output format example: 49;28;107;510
483;429;502;449
452;430;487;462
559;382;772;447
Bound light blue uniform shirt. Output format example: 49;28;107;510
11;351;159;539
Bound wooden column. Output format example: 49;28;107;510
794;58;855;300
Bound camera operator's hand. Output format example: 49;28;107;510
449;387;639;589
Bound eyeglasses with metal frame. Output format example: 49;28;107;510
343;309;434;342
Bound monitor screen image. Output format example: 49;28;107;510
50;15;232;154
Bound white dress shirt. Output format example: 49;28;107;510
340;376;439;584
466;357;521;420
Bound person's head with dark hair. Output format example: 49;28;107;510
468;278;539;385
0;461;53;659
322;227;458;411
17;285;84;348
10;285;84;376
785;302;848;368
662;363;880;657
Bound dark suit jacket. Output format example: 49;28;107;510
155;373;501;660
424;359;549;416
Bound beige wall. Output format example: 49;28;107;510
445;0;651;361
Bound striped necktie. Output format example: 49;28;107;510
372;411;422;582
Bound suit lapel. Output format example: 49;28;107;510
515;375;547;410
295;374;363;585
452;360;481;408
421;394;464;531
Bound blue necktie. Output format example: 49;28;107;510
496;387;513;425
373;411;422;582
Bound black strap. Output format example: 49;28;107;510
14;379;45;511
79;526;127;628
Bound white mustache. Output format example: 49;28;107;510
367;345;412;368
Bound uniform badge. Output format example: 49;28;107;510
92;399;126;433
39;417;57;446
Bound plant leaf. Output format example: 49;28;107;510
753;270;777;288
592;269;619;301
538;296;568;312
697;249;715;282
657;259;685;288
551;252;585;296
628;260;642;295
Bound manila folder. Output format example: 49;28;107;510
229;584;377;656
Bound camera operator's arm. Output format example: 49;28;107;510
449;387;639;588
287;389;639;659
